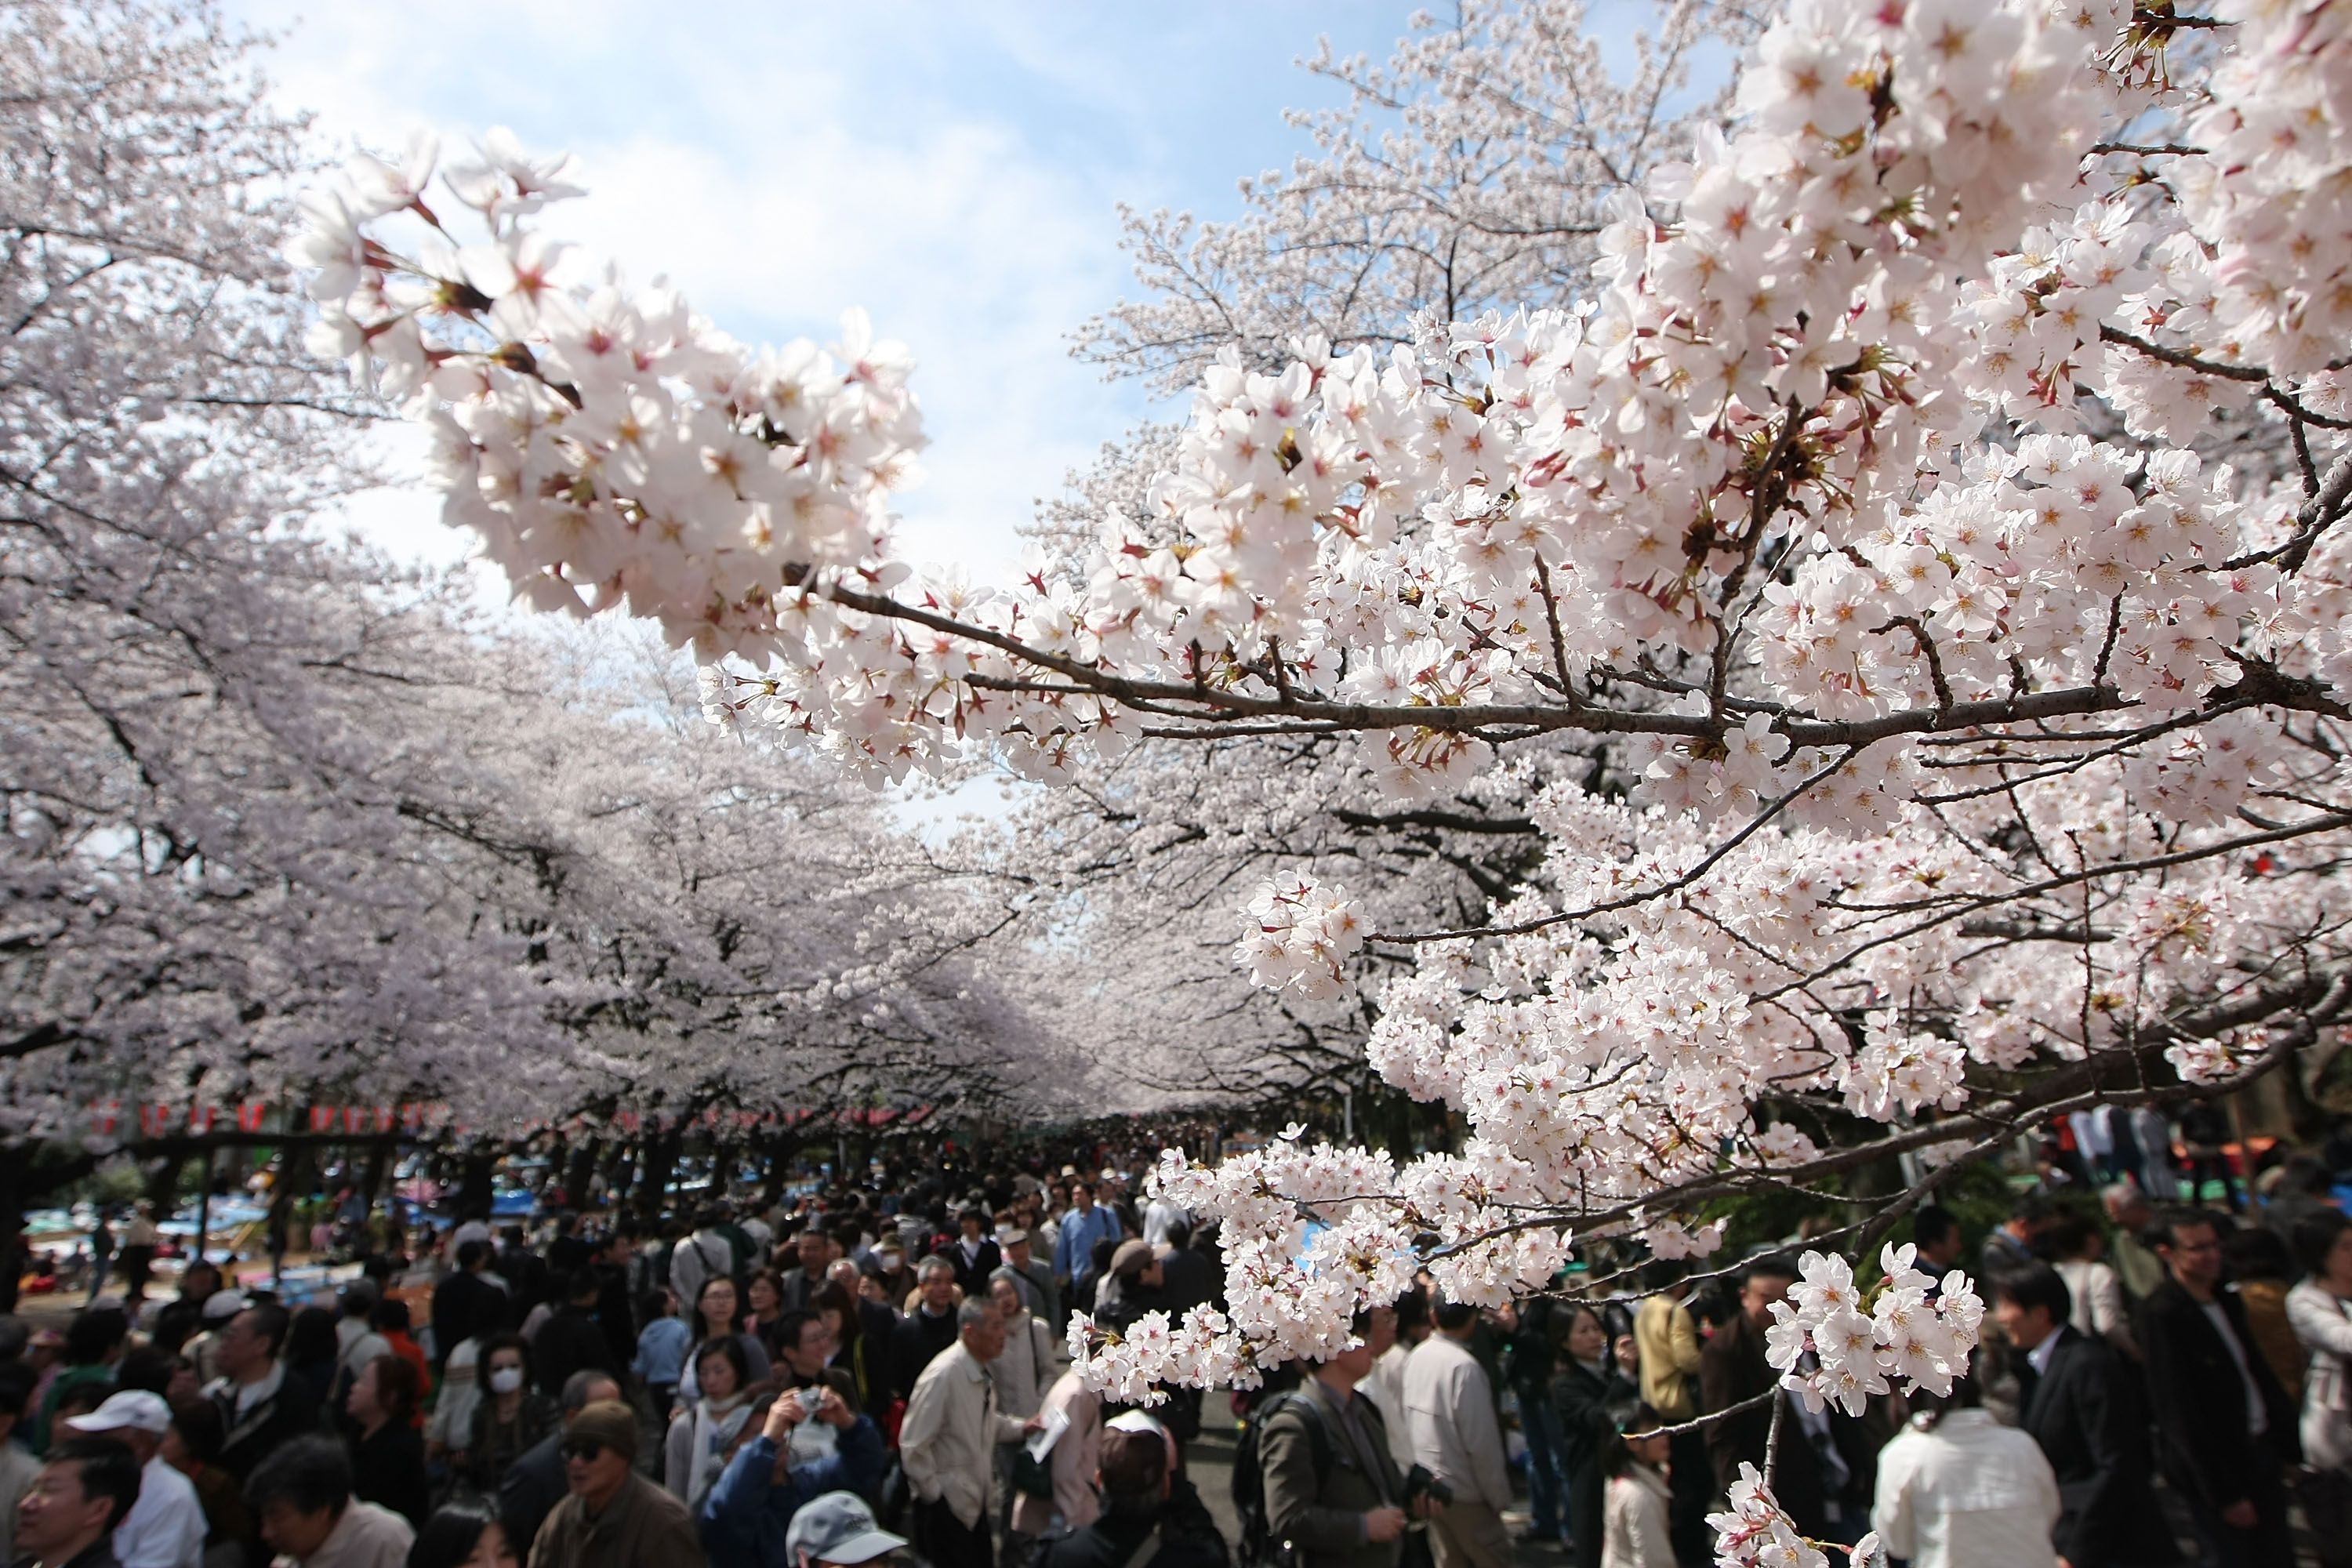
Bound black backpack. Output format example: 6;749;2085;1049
1231;1392;1334;1568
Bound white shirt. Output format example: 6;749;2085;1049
1402;1334;1511;1510
1870;1409;2060;1568
1141;1200;1190;1248
1363;1342;1415;1474
450;1219;493;1252
114;1452;205;1568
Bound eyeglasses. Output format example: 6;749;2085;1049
561;1440;606;1462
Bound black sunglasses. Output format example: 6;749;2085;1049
561;1440;606;1462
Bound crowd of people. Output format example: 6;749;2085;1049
3;1119;2350;1568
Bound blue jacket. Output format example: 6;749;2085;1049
699;1416;885;1566
1054;1204;1123;1283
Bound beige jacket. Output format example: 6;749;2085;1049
1601;1464;1676;1568
902;1340;1024;1527
1402;1334;1510;1512
1634;1294;1702;1421
277;1500;412;1568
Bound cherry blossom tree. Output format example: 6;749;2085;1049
0;2;1069;1251
1073;0;1760;390
1019;2;1775;1116
0;0;570;1149
303;0;2352;1551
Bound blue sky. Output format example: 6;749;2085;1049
230;2;1430;579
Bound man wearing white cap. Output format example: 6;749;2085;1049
64;1392;203;1568
783;1490;907;1568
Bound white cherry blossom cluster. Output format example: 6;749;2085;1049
1766;1247;1984;1417
291;130;927;647
1711;1465;1884;1568
1235;869;1370;1001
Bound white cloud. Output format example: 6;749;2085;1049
232;0;1414;586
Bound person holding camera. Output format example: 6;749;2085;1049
1261;1309;1431;1568
1404;1298;1513;1568
699;1382;885;1566
1044;1414;1227;1568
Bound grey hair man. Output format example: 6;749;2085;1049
899;1298;1033;1568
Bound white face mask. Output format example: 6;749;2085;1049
488;1367;525;1395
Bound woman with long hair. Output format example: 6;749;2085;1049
746;1268;786;1338
2288;1207;2352;1565
813;1280;893;1421
1552;1303;1637;1568
677;1276;772;1406
664;1336;757;1511
406;1498;517;1568
346;1353;431;1529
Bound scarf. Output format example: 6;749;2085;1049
688;1393;752;1510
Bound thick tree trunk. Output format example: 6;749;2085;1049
601;1141;637;1213
564;1139;597;1212
635;1132;683;1221
143;1151;187;1214
455;1150;495;1221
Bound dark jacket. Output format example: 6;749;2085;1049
494;1242;548;1308
12;1541;119;1568
1698;1311;1872;1540
698;1417;885;1565
350;1421;430;1530
430;1269;509;1367
2139;1278;2299;1512
894;1307;960;1399
593;1259;637;1371
208;1365;320;1482
1259;1377;1402;1568
535;1305;620;1398
1552;1358;1635;1568
1044;1487;1231;1568
1157;1248;1217;1319
947;1238;1002;1298
497;1428;569;1559
830;1306;901;1420
530;1467;704;1568
2018;1326;2179;1568
466;1391;561;1492
775;1266;826;1314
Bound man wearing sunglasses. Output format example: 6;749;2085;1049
525;1400;703;1568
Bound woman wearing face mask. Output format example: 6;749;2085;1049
463;1334;558;1495
664;1337;756;1511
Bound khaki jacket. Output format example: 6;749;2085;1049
1634;1294;1702;1420
527;1471;703;1568
902;1340;1024;1528
1260;1377;1403;1568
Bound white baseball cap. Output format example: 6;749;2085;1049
69;1390;172;1436
200;1289;251;1323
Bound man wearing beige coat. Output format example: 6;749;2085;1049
1404;1298;1515;1568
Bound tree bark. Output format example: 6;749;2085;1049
635;1131;682;1221
564;1138;597;1211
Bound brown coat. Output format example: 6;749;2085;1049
528;1470;704;1568
1260;1376;1403;1568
